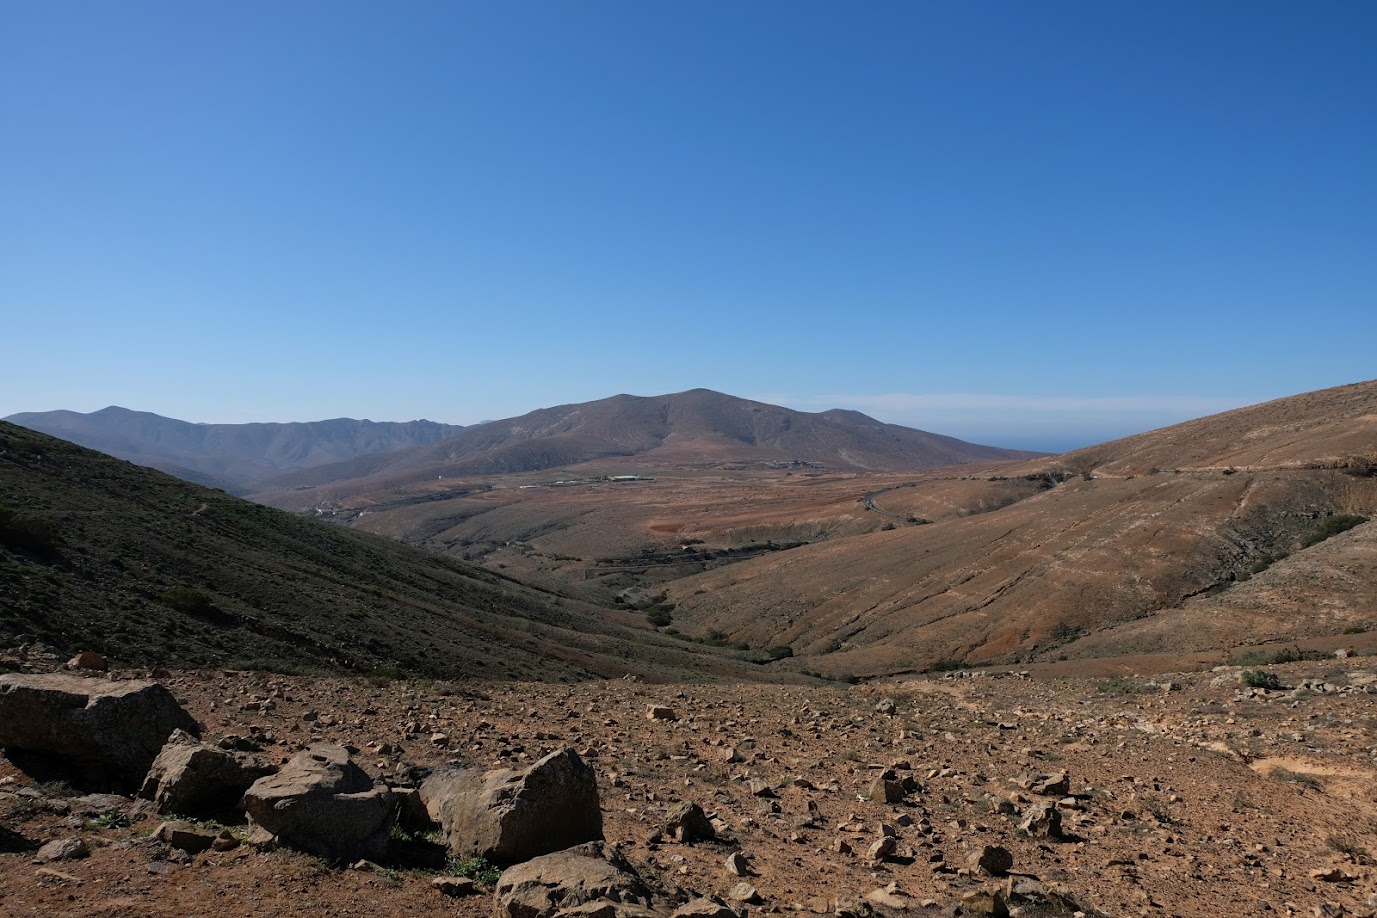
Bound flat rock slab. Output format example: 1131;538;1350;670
494;842;653;918
0;674;199;790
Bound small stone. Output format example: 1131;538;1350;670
866;836;897;861
211;829;240;852
1019;770;1070;796
864;883;909;908
832;838;853;855
157;820;219;854
867;777;904;803
647;705;678;721
875;699;897;716
725;851;751;876
728;881;762;904
833;891;873;918
432;875;478;896
969;844;1013;877
673;897;738;918
664;802;717;843
34;838;89;862
1020;802;1062;838
962;887;1009;918
66;651;108;671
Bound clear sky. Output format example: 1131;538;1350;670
3;1;1373;452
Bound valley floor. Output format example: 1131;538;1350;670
3;659;1377;916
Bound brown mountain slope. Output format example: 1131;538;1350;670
1056;378;1377;475
253;389;1041;504
661;380;1377;676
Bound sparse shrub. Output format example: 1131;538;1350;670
1248;552;1288;574
367;664;407;684
1327;835;1372;864
93;808;130;829
1300;514;1368;548
448;855;502;886
1234;646;1326;667
157;586;217;616
1099;676;1154;696
881;522;896;531
765;645;794;660
646;608;672;628
1050;622;1081;645
927;658;966;673
1343;625;1368;635
0;506;60;556
1241;669;1280;690
1270;767;1323;790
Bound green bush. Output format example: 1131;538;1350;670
1241;669;1280;690
448;855;502;886
1234;646;1327;666
1099;676;1155;696
1300;514;1368;548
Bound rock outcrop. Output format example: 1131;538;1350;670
242;744;393;862
138;728;277;816
0;674;199;790
422;747;602;864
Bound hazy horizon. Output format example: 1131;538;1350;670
4;383;1278;455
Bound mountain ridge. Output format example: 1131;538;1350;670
252;388;1044;501
3;406;463;494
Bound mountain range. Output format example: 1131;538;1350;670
250;388;1043;501
4;381;1374;680
3;407;463;494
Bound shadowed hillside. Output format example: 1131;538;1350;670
0;422;769;682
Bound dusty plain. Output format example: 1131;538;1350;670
4;656;1377;917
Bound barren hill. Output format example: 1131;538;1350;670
253;389;1041;502
662;380;1377;676
0;421;764;682
3;407;462;494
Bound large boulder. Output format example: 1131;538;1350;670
494;842;654;918
242;744;393;862
0;674;199;790
422;747;602;864
138;729;277;816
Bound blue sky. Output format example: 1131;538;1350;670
3;1;1373;452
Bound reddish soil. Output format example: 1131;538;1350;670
4;658;1377;916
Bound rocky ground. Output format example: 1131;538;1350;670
3;655;1377;917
